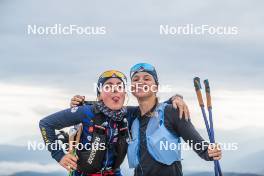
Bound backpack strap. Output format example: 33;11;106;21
82;105;95;124
156;103;167;126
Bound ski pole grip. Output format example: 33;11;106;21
194;77;204;107
194;77;202;91
204;79;212;108
204;79;210;93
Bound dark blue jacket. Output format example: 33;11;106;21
39;105;139;161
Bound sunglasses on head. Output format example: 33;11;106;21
100;70;127;82
130;63;155;78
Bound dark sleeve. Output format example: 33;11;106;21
39;105;88;162
163;95;181;104
163;98;173;104
164;105;213;161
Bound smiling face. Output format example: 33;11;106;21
98;78;126;110
131;72;158;99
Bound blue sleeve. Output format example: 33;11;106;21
39;105;88;162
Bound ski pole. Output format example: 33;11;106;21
194;77;221;176
204;79;223;176
194;77;212;138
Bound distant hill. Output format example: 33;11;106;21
232;150;264;173
186;172;264;176
0;144;54;164
10;171;64;176
181;127;264;174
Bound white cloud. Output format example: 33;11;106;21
159;86;264;130
0;82;94;144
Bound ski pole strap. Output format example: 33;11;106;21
204;79;212;108
194;77;204;107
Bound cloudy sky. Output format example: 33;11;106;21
0;0;264;174
1;0;264;89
